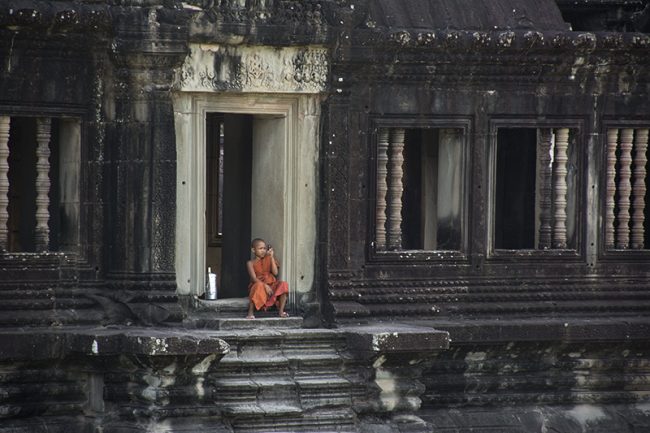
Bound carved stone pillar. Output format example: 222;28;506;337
605;129;619;249
388;129;405;250
0;116;9;250
376;128;389;250
616;129;634;249
537;128;553;249
631;129;649;249
553;128;569;249
106;14;188;290
35;118;52;251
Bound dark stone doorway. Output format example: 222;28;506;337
206;113;252;298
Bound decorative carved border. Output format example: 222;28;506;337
177;45;329;94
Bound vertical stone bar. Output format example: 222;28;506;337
537;128;553;249
616;128;634;249
35;117;52;251
553;128;569;248
376;128;389;250
605;129;619;249
0;116;9;250
388;128;405;250
631;128;649;249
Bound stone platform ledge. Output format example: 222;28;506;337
192;322;450;350
0;327;230;361
339;322;450;354
419;403;650;433
411;316;650;344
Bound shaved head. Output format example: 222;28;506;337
251;238;266;248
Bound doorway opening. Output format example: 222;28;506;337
175;93;320;313
203;112;287;299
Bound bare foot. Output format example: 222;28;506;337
246;314;255;320
279;311;289;318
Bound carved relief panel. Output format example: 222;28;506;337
177;44;328;94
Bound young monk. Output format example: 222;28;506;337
246;238;289;319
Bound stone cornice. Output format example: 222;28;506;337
328;30;650;87
344;29;650;59
0;1;111;33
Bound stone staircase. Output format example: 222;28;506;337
212;330;360;432
184;299;362;432
178;297;450;432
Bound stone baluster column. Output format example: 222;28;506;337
616;128;634;249
605;129;619;249
537;128;553;249
376;128;389;250
631;129;649;249
0;116;9;250
35;118;52;251
552;128;569;249
388;128;405;250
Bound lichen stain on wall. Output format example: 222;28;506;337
192;353;218;399
565;405;607;430
375;367;399;412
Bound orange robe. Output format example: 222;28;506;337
248;255;289;311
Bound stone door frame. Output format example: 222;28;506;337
174;92;320;311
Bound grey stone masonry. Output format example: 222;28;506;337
0;322;449;433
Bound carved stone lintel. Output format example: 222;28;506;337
35;118;52;252
553;128;569;249
376;129;389;250
631;129;649;249
0;116;9;251
538;128;553;249
388;129;405;250
616;129;634;249
605;129;619;249
178;45;328;94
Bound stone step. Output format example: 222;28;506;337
221;402;303;416
231;408;358;433
220;316;303;329
186;315;304;330
216;354;345;378
196;296;249;313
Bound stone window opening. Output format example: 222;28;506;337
605;127;650;250
0;115;80;253
493;127;579;251
556;0;650;33
375;127;465;252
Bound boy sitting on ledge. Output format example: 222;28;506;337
246;238;289;319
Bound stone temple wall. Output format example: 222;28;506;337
0;0;650;432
